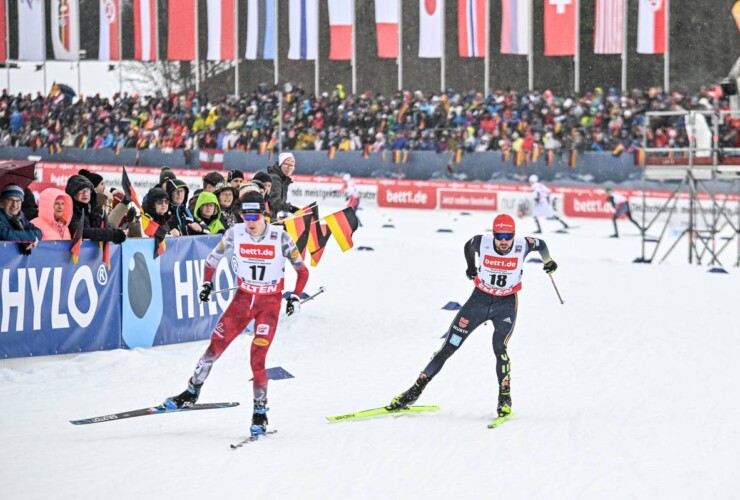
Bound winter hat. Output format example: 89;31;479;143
227;169;245;182
278;152;295;166
1;183;25;201
214;182;239;199
65;175;96;198
239;190;265;214
159;166;176;185
147;187;169;203
203;171;225;187
493;214;516;234
79;168;104;188
252;171;272;185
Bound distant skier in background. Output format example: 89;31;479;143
606;188;642;238
339;173;362;226
387;214;558;426
163;191;309;437
528;175;569;233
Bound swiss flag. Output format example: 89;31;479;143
544;0;576;56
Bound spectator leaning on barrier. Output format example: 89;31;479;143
0;183;42;254
165;178;208;235
267;152;300;219
65;175;126;244
31;188;72;241
193;190;224;235
143;187;180;236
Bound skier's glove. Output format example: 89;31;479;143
465;268;477;280
543;259;558;274
199;281;213;303
285;294;301;316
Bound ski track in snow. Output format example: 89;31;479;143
2;208;739;500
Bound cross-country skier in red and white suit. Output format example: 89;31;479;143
163;191;309;436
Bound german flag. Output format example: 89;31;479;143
402;150;409;164
455;148;463;164
502;149;511;162
324;207;359;252
121;166;141;208
635;148;646;166
140;214;167;258
307;219;332;266
70;208;84;264
545;150;554;167
328;145;337;160
568;149;577;168
612;143;625;157
258;140;268;155
531;146;540;163
362;144;371;159
115;142;121;155
284;205;317;259
514;150;524;167
392;150;402;164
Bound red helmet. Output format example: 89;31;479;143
493;214;516;234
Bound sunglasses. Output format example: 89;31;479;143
242;213;262;221
494;233;514;241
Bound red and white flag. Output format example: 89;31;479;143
167;0;195;60
17;0;46;60
637;0;666;54
134;0;157;61
458;0;485;57
328;0;352;60
206;0;235;60
199;149;224;169
544;0;575;56
500;0;529;55
51;0;80;60
99;0;120;60
419;0;443;58
375;0;398;58
594;0;624;54
0;0;7;62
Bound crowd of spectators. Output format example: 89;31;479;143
2;85;739;159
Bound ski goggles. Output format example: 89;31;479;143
242;213;262;221
494;232;515;241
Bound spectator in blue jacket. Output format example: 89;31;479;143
0;183;42;255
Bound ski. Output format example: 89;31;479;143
326;405;440;422
230;430;278;449
487;411;514;429
69;402;240;425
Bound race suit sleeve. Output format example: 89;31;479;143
203;228;235;282
282;231;309;296
524;236;553;262
463;235;483;270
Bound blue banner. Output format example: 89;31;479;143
0;240;122;358
121;235;239;348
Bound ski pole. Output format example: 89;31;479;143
210;285;239;295
549;275;565;305
300;286;325;303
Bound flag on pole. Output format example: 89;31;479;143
419;0;443;58
637;0;666;54
374;0;398;58
544;0;575;56
133;0;157;61
70;207;84;264
284;207;315;258
121;166;141;207
500;0;530;55
458;0;485;57
246;0;275;59
17;0;46;60
288;0;317;60
568;149;577;168
328;0;352;60
0;0;7;62
50;0;80;60
594;0;624;54
167;0;195;60
324;207;359;252
140;214;167;258
99;0;120;60
199;149;225;169
207;0;235;60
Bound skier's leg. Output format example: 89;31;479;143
490;294;518;415
249;294;282;401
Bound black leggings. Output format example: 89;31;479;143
422;289;518;389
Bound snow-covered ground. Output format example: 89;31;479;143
2;207;739;500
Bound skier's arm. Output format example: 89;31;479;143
203;228;234;282
464;235;482;278
282;232;309;296
525;236;557;273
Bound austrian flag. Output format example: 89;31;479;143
199;149;225;169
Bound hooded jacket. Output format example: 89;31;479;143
31;188;73;240
142;187;175;229
164;178;206;235
65;175;126;244
194;191;225;234
267;162;299;215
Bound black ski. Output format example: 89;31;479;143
70;402;239;425
230;430;278;449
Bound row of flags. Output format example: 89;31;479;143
283;203;359;267
1;0;674;63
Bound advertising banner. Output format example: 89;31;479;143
0;241;121;358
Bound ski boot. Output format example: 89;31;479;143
250;399;269;436
497;391;512;418
162;380;202;410
387;374;430;411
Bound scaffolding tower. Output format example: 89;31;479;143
637;110;740;269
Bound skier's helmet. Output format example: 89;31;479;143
528;174;538;184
